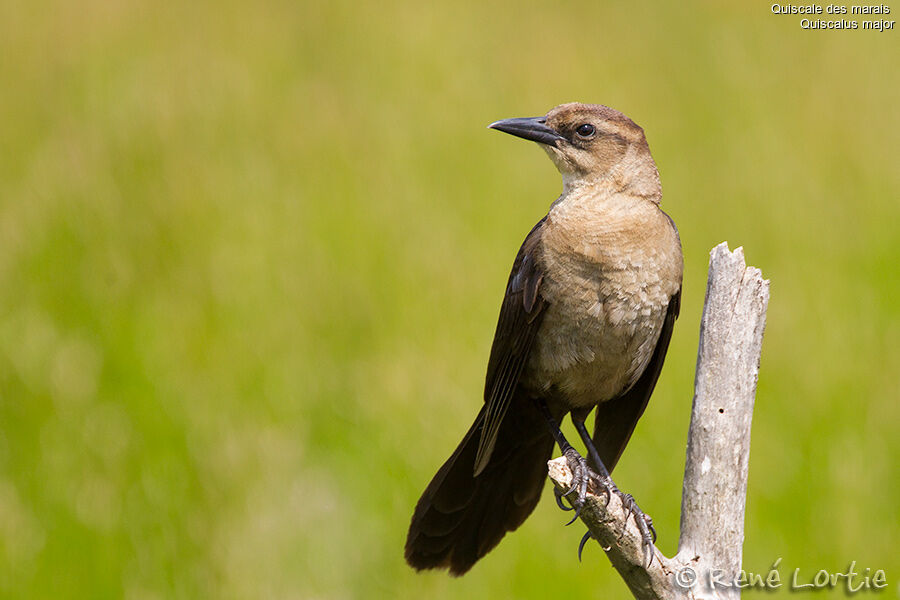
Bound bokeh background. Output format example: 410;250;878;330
1;1;897;598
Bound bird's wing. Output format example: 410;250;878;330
473;217;547;476
591;288;681;473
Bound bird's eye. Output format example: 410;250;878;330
575;123;595;138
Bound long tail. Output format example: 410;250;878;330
405;397;555;576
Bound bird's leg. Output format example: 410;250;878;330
534;400;589;520
569;410;611;502
570;411;657;566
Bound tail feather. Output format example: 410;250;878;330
405;397;555;576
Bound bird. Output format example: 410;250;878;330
404;102;683;576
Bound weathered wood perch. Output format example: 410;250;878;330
548;242;770;600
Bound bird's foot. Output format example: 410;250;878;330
557;446;590;524
555;447;656;566
569;468;657;567
622;492;656;567
599;481;656;567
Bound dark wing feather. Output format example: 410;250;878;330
591;288;681;473
473;217;547;476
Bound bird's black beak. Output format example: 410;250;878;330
488;116;565;146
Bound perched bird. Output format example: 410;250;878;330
405;103;683;576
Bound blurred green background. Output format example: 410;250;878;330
1;0;897;598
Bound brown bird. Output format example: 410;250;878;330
405;103;683;575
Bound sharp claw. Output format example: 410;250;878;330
615;492;656;568
646;516;657;544
577;530;592;562
553;487;574;511
618;494;635;541
598;485;611;504
555;498;570;510
591;472;614;504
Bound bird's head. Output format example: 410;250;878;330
489;102;660;199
